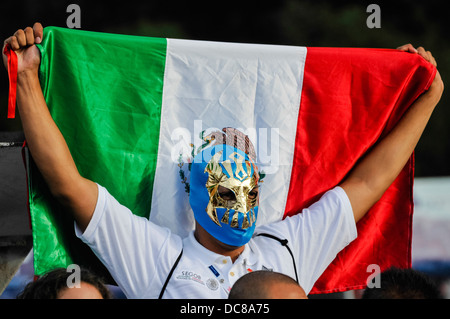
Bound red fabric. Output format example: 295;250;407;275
285;47;436;294
3;44;18;119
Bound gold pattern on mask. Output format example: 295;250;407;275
242;213;250;229
221;209;230;224
205;151;259;229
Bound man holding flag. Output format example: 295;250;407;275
3;22;443;298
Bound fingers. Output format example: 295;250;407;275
417;46;437;67
397;43;438;68
417;47;429;60
397;43;418;53
24;27;35;45
4;22;43;51
14;29;27;47
429;53;437;67
4;35;19;51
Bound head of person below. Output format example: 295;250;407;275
229;270;308;299
361;267;443;299
16;267;112;299
189;127;261;262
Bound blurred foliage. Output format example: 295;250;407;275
0;0;448;176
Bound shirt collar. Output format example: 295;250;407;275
184;231;257;266
238;242;258;266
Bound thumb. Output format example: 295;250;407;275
33;22;44;44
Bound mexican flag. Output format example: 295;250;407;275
24;26;435;294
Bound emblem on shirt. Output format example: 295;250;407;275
206;278;219;291
176;270;205;286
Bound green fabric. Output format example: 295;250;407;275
30;27;167;279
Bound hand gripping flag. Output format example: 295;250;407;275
21;27;435;294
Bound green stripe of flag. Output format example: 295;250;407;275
31;27;167;276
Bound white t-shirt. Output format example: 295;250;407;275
76;184;357;299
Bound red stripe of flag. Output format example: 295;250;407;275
285;47;436;294
3;44;18;119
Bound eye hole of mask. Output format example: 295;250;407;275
217;186;236;201
217;186;259;201
248;187;259;200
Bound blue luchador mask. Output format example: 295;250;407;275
189;144;259;247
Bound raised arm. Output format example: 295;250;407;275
340;44;444;223
2;23;97;231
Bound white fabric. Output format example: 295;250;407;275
76;184;357;298
150;39;307;237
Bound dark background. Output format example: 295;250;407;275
1;0;448;177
